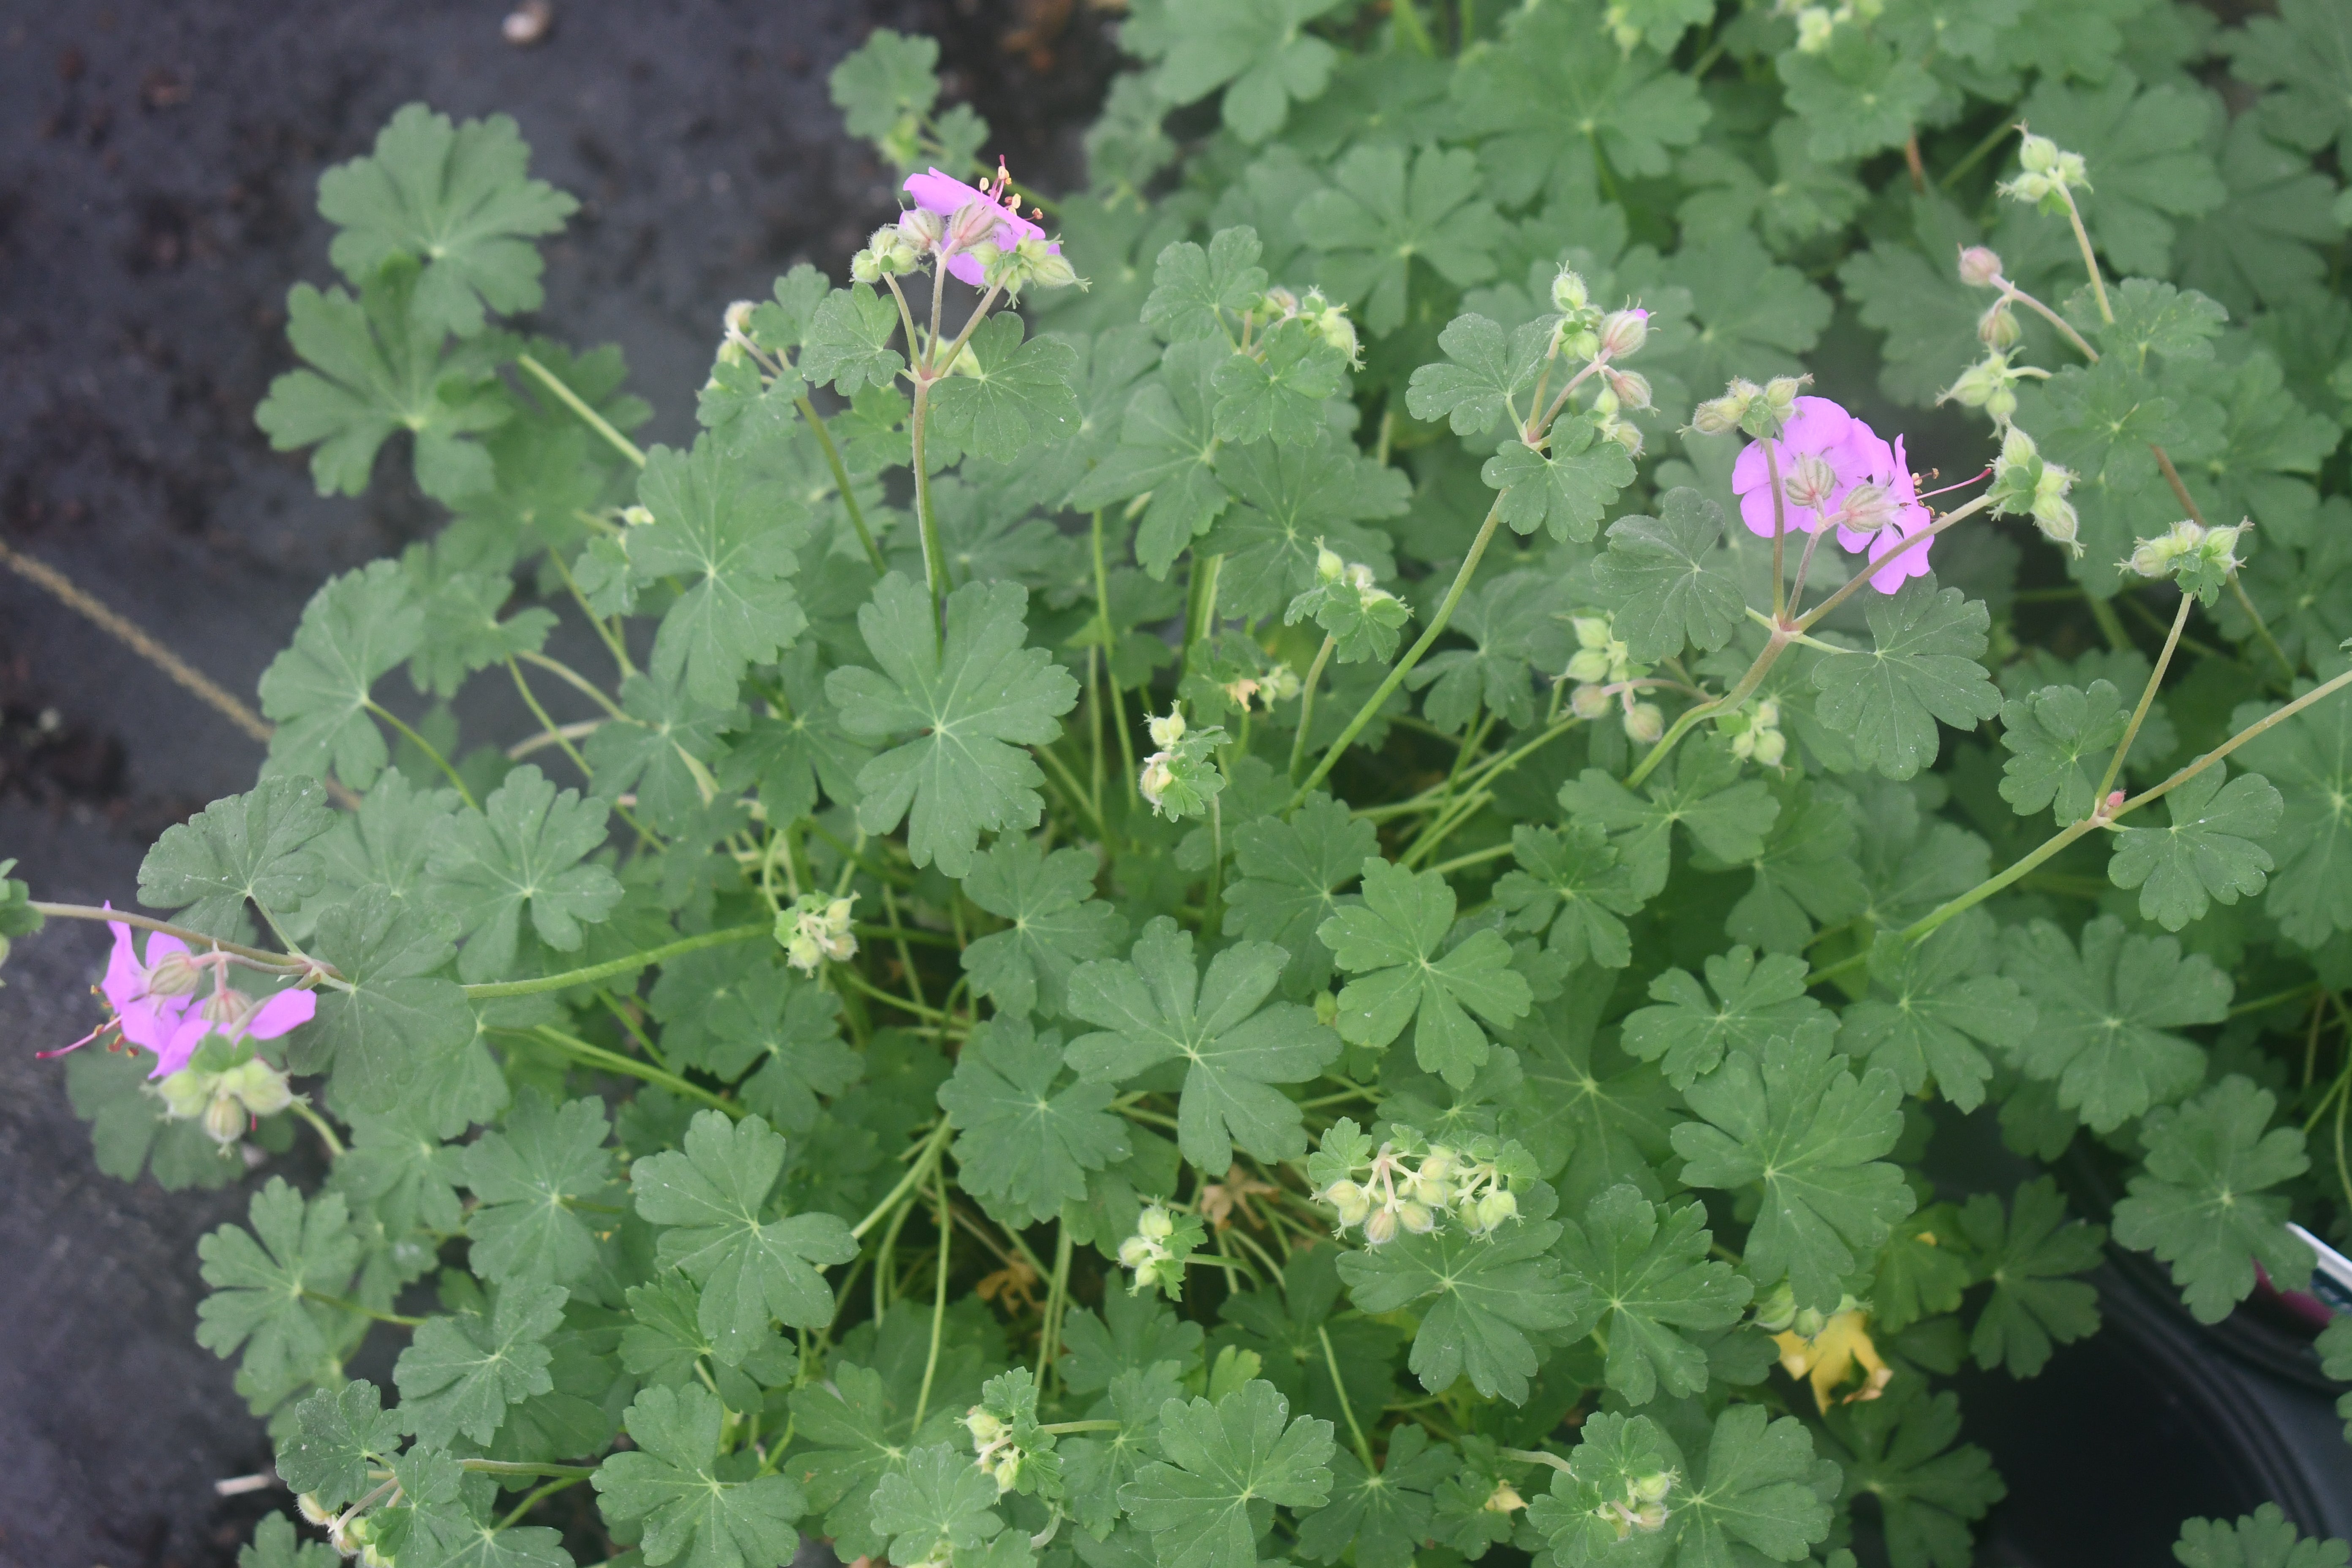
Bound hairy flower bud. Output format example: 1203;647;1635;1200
723;299;757;338
1475;1189;1519;1231
1751;728;1788;767
202;1092;248;1146
1118;1234;1155;1270
147;950;204;997
946;197;1005;254
1324;1179;1371;1227
1148;708;1187;749
1363;1206;1399;1246
1624;702;1664;745
1833;481;1896;535
1137;1202;1174;1242
1690;377;1760;436
1396;1199;1437;1234
1784;454;1838;513
1598;308;1648;359
849;248;884;284
1794;5;1835;52
1977;299;2020;350
1603;366;1652;411
1957;245;2004;289
1551;268;1590;314
898;206;947;250
1570;683;1612;720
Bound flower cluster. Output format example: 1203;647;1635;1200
1116;1201;1205;1298
1775;0;1884;53
776;892;858;974
1717;697;1787;768
2128;517;2248;602
853;162;1077;297
54;916;316;1087
1138;706;1228;821
1309;1119;1533;1246
1595;1470;1677;1538
1986;427;2081;551
1998;130;2092;211
160;1049;297;1146
1262;285;1362;367
963;1369;1060;1498
1563;612;1664;743
1725;394;1936;593
1549;268;1651;454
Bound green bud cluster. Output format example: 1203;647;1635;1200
2127;517;2248;602
1690;374;1808;441
1312;1123;1535;1246
1116;1201;1206;1298
1987;427;2080;552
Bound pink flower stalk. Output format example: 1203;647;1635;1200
154;986;317;1080
902;166;1059;288
1731;396;1935;593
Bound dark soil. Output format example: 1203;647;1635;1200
0;3;1110;1561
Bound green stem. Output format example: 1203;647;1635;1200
1426;841;1515;877
909;381;953;646
1500;1446;1575;1476
852;1120;954;1241
520;1025;740;1116
519;650;631;720
2148;442;2296;680
497;1477;586;1532
2095;590;2190;802
1766;440;1788;623
1902;664;2352;945
463;1460;601;1482
833;966;959;1024
1288;494;1510;811
504;657;596;784
1038;1418;1124;1436
1093;510;1140;812
797;396;887;574
2057;188;2112;325
1289;635;1337;783
1037;1223;1074;1388
464;924;768;999
366;701;477;809
1320;1325;1376;1469
1184;552;1224;668
305;1289;423;1328
1941;118;2019;189
517;353;647;468
291;1099;346;1159
912;1172;952;1431
27;904;328;975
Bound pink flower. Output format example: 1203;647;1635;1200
1732;396;1935;594
101;913;199;1055
902;166;1058;288
154;987;317;1080
1853;434;1936;593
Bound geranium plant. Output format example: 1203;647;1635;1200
7;3;2352;1565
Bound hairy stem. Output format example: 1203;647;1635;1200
464;923;768;999
362;702;476;809
2095;590;2191;802
517;353;646;468
1288;493;1510;810
797;395;888;574
519;1024;739;1116
1290;635;1337;783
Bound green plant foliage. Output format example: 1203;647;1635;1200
19;16;2352;1565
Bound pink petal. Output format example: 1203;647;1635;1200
150;1015;209;1080
1732;439;1770;497
905;166;987;218
1779;397;1853;453
241;990;317;1041
945;250;988;287
1866;519;1936;593
101;919;143;1014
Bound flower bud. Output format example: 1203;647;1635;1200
1785;454;1838;513
1762;376;1803;418
965;1407;1006;1446
1314;540;1346;582
158;1067;214;1121
1262;285;1299;317
1397;1200;1437;1234
1363;1206;1399;1246
1570;683;1612;720
1137;1203;1174;1241
1263;664;1303;704
1834;482;1897;535
1148;708;1186;749
1751;728;1788;768
1343;562;1378;593
1606;418;1645;457
1486;1480;1527;1514
1624;702;1664;745
1565;648;1613;684
946;197;1005;253
1324;1180;1371;1227
202;988;256;1028
1475;1189;1519;1231
1598;308;1648;359
723;300;757;338
297;1494;335;1528
2128;521;2200;578
203;1092;248;1146
899;206;947;250
1312;307;1360;364
147;950;204;997
1551;268;1590;314
1795;5;1835;52
1629;1503;1669;1533
2017;131;2060;174
1690;394;1745;435
1630;1471;1675;1505
1977;299;2020;350
1139;754;1174;809
1957;246;2004;288
849;248;884;284
1118;1235;1155;1270
223;1057;294;1119
1603;366;1652;411
622;504;655;526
